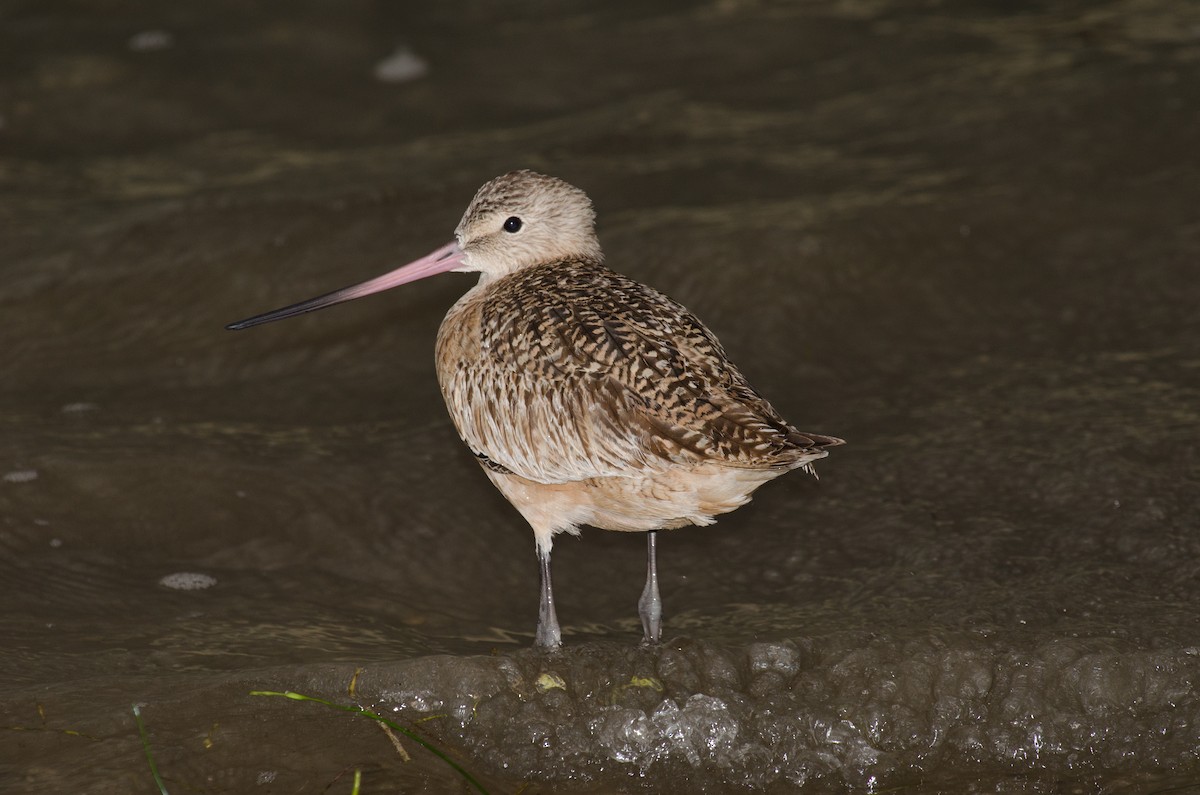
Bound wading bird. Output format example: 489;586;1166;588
228;170;842;649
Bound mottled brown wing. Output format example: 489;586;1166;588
451;261;835;485
444;362;659;483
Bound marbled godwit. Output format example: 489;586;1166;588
228;170;842;649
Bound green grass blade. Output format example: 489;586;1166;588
131;704;170;795
250;690;489;795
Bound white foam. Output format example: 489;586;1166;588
367;638;1200;789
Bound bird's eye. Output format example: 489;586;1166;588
503;216;523;233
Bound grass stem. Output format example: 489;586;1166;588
131;704;170;795
250;690;489;795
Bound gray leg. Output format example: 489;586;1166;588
638;531;662;644
535;550;562;649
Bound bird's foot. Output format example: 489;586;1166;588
535;617;562;650
638;580;662;645
638;594;662;645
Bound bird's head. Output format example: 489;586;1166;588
453;170;602;281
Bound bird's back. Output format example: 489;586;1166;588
436;259;841;487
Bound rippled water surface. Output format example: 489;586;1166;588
3;0;1200;791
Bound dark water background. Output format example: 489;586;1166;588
3;0;1200;791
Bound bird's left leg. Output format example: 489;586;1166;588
638;530;662;644
535;548;563;649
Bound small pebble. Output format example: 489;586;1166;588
159;572;217;590
129;30;174;52
374;46;429;83
535;672;566;693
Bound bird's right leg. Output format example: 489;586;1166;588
535;549;562;649
638;530;663;644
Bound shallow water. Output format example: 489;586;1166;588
3;0;1200;791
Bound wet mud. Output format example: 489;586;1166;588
2;0;1200;791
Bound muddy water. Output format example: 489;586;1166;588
3;0;1200;791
